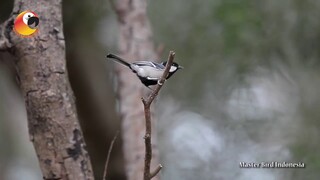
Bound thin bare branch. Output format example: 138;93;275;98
103;131;120;180
142;51;175;180
156;44;165;58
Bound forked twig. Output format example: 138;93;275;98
142;51;175;180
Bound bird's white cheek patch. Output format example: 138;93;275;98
170;66;177;72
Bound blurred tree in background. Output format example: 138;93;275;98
1;0;320;179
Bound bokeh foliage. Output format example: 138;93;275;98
1;0;320;179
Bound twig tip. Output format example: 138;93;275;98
150;164;163;179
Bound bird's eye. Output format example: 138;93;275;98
23;13;35;24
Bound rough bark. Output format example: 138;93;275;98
0;0;94;179
111;0;160;179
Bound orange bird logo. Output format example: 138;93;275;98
14;10;39;37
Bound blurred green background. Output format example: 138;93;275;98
1;0;320;179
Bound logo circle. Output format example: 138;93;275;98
14;10;39;37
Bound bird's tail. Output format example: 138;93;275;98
106;54;131;68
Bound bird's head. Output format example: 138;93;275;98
162;61;183;73
161;61;183;79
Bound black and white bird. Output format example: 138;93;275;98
106;54;183;87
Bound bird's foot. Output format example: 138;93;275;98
157;80;165;86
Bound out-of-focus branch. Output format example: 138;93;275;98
142;51;175;180
156;44;165;58
103;131;119;180
110;0;161;179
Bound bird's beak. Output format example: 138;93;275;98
178;66;184;69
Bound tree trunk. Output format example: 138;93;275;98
0;0;94;179
112;0;160;179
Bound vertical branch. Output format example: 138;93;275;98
142;51;175;180
142;102;152;180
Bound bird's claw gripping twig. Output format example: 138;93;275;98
157;80;165;86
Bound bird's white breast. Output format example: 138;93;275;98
131;64;163;79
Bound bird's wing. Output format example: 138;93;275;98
146;76;159;80
152;62;165;69
133;61;165;70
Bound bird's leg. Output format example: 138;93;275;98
157;79;166;86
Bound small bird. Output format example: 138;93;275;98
106;54;183;87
